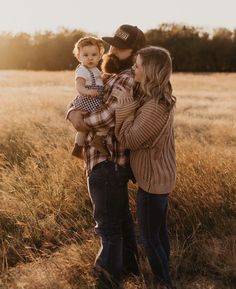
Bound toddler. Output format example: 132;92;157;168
71;36;108;158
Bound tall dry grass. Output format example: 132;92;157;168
0;71;236;289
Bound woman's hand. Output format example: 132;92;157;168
112;84;134;105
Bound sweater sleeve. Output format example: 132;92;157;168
115;99;169;150
83;72;134;130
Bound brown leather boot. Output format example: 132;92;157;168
71;143;84;159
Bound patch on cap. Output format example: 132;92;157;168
115;28;130;40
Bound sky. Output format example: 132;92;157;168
0;0;235;36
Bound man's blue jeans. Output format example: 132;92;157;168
137;187;172;288
88;161;139;281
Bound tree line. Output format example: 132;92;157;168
0;24;235;72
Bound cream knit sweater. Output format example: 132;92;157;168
115;96;176;194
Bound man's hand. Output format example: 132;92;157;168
67;110;89;132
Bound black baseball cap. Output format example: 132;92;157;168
102;24;146;50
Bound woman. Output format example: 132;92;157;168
114;46;176;289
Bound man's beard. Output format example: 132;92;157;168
101;53;134;74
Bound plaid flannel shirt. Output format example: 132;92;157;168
67;69;137;174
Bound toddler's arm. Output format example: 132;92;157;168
76;77;99;97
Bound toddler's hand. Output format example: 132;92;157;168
87;89;99;97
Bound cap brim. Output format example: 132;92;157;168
102;37;130;49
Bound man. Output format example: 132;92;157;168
67;24;146;289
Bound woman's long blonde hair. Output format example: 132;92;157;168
137;46;176;110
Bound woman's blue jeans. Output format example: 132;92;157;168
88;161;139;281
137;187;172;287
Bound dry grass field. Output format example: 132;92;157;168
0;70;236;289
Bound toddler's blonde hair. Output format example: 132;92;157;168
73;36;105;60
